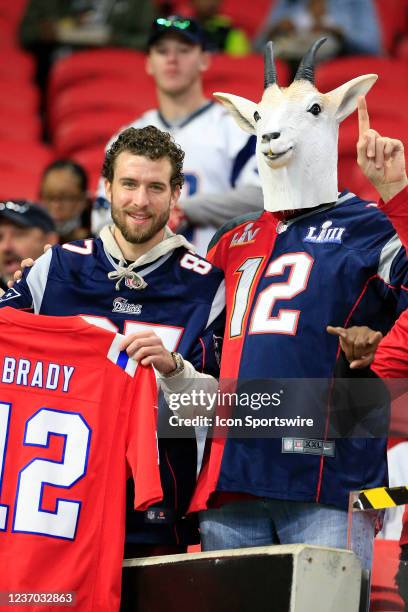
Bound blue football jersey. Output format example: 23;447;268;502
191;191;408;512
0;231;225;544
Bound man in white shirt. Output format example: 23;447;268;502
93;15;262;255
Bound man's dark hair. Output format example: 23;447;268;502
41;159;88;193
102;126;185;191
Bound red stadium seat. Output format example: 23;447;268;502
0;0;29;26
0;169;42;201
73;146;105;193
204;53;290;100
374;0;408;54
0;141;53;172
316;56;408;93
0;111;41;141
0;17;17;48
0;49;35;80
0;0;30;48
54;112;137;156
0;142;54;200
219;0;273;37
49;77;155;132
74;147;104;176
48;48;146;102
0;81;39;113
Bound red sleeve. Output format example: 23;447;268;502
125;365;163;510
379;186;408;255
401;506;408;546
372;309;408;379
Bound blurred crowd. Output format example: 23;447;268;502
0;0;407;608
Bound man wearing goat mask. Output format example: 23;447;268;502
189;39;408;574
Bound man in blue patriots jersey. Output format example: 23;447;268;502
190;85;408;575
0;126;225;558
93;15;262;255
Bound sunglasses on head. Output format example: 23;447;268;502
0;201;29;214
153;17;199;33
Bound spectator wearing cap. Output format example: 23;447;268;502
93;14;262;256
0;201;58;291
39;160;93;244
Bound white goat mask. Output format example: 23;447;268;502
215;39;378;213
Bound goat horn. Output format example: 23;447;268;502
264;41;278;89
293;37;327;84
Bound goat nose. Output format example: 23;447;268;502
262;132;281;143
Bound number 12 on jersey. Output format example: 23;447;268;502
0;402;91;540
229;252;314;337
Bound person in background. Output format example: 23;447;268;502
93;15;262;256
39;159;92;243
190;76;407;580
0;126;224;573
255;0;382;61
0;200;57;291
190;0;250;55
19;0;157;95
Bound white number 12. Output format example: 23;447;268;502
0;402;90;540
230;252;314;337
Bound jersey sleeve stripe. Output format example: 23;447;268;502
26;248;53;313
377;234;403;284
230;135;256;187
107;333;138;377
117;350;129;370
206;280;225;328
125;356;137;377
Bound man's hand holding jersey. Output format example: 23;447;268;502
120;331;177;375
357;96;407;202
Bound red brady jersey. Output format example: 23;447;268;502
0;307;162;611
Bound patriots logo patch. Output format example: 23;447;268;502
112;297;142;314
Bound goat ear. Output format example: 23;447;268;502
214;92;257;134
329;74;378;123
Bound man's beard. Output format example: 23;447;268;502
111;203;170;245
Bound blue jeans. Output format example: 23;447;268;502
199;499;377;572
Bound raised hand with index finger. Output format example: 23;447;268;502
356;96;407;202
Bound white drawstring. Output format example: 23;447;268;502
107;263;147;290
